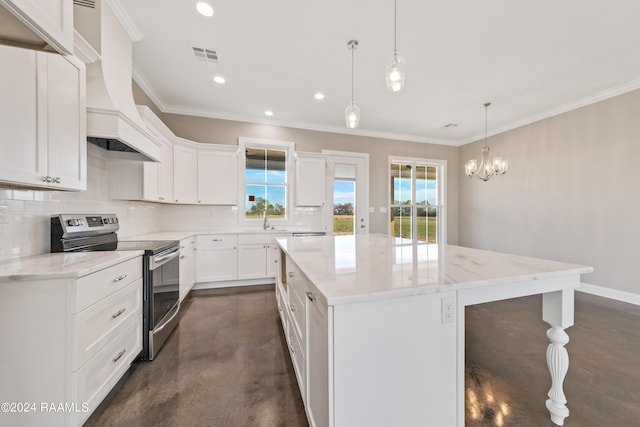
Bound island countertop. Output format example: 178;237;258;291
276;234;593;305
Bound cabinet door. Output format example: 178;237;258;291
237;244;267;279
158;136;174;202
0;0;74;54
296;156;326;206
173;144;198;203
307;294;330;427
45;53;86;190
196;248;237;282
0;45;43;187
197;148;238;205
266;244;280;278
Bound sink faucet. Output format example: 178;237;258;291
263;209;270;230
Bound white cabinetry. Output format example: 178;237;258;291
179;236;197;301
173;140;198;204
197;146;238;205
237;234;289;280
0;256;143;426
196;234;238;282
0;45;86;190
278;253;457;427
0;0;74;54
295;153;326;206
110;107;174;203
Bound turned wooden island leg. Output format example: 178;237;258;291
542;289;575;426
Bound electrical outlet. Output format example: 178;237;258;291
441;296;456;324
0;206;8;224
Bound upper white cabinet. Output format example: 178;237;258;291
0;0;74;55
173;140;198;204
0;44;86;190
197;146;238;205
295;153;326;206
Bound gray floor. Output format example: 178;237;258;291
86;286;640;427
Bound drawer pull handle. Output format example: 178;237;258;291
289;344;297;354
290;304;297;313
288;272;294;278
212;239;222;242
306;291;316;302
113;274;127;283
112;349;126;363
53;177;61;184
180;255;186;259
111;308;126;319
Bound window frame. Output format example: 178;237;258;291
388;155;447;244
238;137;295;226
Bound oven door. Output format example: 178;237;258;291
149;246;180;330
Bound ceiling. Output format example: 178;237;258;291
112;0;640;146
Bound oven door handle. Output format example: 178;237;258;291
151;247;180;268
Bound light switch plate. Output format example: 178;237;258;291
0;205;8;224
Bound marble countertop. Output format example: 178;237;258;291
0;251;144;281
127;228;321;241
277;234;593;305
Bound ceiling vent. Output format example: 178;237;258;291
192;46;218;63
73;0;96;8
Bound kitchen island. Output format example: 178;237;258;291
276;234;592;427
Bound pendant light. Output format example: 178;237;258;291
465;102;508;181
385;0;406;92
345;40;360;129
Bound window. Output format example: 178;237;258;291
389;158;445;243
244;145;288;220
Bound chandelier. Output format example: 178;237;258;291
465;102;508;181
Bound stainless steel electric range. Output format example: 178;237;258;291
51;214;179;360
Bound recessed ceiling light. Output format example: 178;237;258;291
264;110;274;116
314;92;325;100
213;75;225;84
196;2;214;17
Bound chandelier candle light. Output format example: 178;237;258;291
385;0;406;92
465;102;508;181
345;40;360;129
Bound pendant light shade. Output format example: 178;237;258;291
345;40;360;129
345;103;360;129
385;0;405;92
385;53;406;92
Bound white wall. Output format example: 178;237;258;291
0;145;161;261
459;89;640;295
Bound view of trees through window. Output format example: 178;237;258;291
333;180;355;235
390;162;439;243
245;147;287;219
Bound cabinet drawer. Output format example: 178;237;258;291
289;323;306;402
76;279;142;369
76;257;142;312
76;317;142;411
197;234;237;249
289;285;306;353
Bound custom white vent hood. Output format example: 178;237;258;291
74;0;159;161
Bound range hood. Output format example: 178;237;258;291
74;0;160;162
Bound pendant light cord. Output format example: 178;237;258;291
484;102;491;148
393;0;397;54
350;43;355;103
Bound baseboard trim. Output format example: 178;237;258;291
193;277;276;290
578;282;640;306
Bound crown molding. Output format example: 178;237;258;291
459;77;640;145
106;0;145;42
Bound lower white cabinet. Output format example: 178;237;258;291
0;256;143;427
179;237;197;300
237;234;287;280
196;234;238;282
279;253;457;427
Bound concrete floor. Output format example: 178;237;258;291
86;286;640;427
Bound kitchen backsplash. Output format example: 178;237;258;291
0;144;324;261
0;145;161;261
